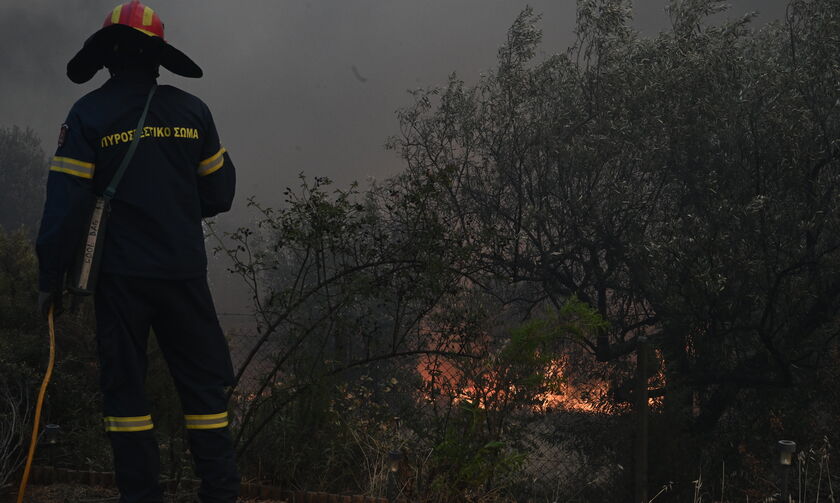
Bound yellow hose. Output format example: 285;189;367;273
16;304;56;503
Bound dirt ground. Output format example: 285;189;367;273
11;484;119;503
12;484;290;503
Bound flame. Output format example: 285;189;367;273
415;346;666;414
416;353;613;414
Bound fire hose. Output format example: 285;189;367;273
16;304;56;503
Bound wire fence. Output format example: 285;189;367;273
221;321;629;503
6;301;838;503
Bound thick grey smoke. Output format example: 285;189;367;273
0;0;788;317
2;0;788;204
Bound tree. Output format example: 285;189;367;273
0;227;107;486
0;126;47;234
389;0;840;497
202;0;840;498
0;228;38;496
210;176;478;492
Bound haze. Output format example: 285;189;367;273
0;0;789;319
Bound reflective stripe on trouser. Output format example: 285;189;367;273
183;411;238;502
104;415;154;432
185;411;229;430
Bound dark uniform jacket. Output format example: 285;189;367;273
36;71;235;292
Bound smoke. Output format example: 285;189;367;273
0;0;788;316
0;0;787;205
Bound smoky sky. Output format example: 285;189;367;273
0;0;789;319
2;1;789;204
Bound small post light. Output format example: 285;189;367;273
43;424;61;445
43;424;61;467
777;440;796;502
387;450;404;503
778;440;796;466
388;450;403;473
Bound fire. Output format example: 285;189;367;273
412;300;667;415
416;348;666;414
533;357;610;413
416;353;613;414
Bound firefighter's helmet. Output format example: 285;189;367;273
67;1;202;84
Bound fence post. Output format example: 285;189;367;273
634;335;649;503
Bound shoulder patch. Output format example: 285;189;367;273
57;124;69;148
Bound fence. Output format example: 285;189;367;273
219;315;630;502
7;304;840;502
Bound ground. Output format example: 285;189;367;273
11;485;294;503
9;484;118;503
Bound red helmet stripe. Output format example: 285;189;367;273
127;1;141;28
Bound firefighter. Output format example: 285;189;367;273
35;2;239;502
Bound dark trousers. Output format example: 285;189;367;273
95;273;240;503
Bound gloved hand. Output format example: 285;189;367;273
38;291;64;319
